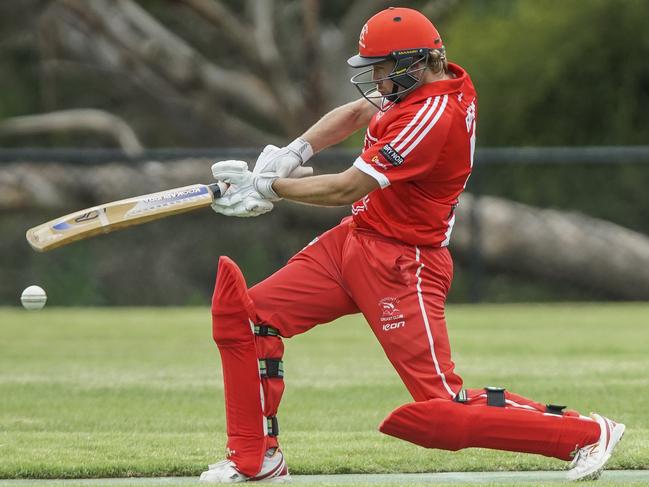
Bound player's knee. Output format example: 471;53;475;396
379;399;470;451
211;256;256;346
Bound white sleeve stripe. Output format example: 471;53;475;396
390;97;433;148
394;96;440;153
353;157;390;188
401;94;448;157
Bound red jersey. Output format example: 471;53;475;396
352;63;477;247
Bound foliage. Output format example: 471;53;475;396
444;0;649;145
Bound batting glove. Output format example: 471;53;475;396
212;159;281;203
211;160;275;217
254;137;314;178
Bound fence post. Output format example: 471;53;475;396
469;164;483;303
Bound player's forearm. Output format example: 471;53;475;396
273;168;377;207
272;174;357;206
301;99;377;153
271;166;380;206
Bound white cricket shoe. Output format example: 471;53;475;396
199;448;290;483
566;413;625;481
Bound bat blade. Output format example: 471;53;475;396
26;182;226;252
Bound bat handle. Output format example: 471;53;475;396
208;181;230;198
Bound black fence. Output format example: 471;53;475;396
2;146;648;306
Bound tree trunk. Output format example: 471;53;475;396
39;0;282;144
0;109;144;157
453;193;649;300
2;161;648;299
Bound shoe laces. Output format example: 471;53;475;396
570;442;600;470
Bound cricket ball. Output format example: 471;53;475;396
21;285;47;310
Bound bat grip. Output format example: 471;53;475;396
208;181;230;198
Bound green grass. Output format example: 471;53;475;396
0;304;647;483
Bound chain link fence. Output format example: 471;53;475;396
1;147;648;306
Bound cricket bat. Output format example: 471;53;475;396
26;182;228;252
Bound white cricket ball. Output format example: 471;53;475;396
21;285;47;310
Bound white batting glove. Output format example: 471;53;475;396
212;159;280;203
210;160;275;217
212;194;273;217
253;138;314;178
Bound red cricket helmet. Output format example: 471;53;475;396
348;7;443;68
347;7;445;110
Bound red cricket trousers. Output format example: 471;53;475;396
212;218;599;476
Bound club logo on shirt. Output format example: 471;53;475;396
351;195;370;215
372;155;388;170
379;144;404;167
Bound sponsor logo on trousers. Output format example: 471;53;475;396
382;320;405;331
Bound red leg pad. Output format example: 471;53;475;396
463;388;581;417
212;256;266;477
379;399;599;460
256;335;285;419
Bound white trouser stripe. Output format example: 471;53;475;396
505;399;538;411
415;246;456;398
468;393;540;411
251;318;267;436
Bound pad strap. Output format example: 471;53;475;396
287;137;314;164
259;358;284;378
266;416;279;437
254;324;280;337
485;386;506;407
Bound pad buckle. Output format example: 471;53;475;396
266;416;279;437
545;404;566;415
454;389;469;403
485;386;506;407
259;358;284;378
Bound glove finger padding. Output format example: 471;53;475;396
253;145;282;175
244;197;273;213
288;166;313;178
214;199;273;217
254;148;301;178
211;160;249;185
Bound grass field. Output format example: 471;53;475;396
1;304;648;486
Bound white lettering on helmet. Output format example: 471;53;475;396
359;23;369;48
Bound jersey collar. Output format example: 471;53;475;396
398;63;467;106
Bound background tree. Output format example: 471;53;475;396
30;0;456;145
444;0;649;146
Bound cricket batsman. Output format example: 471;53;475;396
201;7;624;483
